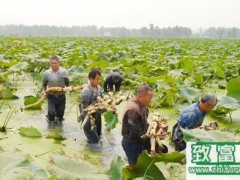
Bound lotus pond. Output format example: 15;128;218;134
1;37;240;179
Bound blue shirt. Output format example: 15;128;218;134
178;102;207;129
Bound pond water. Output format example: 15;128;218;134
1;75;240;173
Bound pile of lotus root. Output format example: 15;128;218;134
198;121;219;131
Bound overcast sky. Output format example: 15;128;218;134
0;0;239;29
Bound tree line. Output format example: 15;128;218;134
0;24;239;38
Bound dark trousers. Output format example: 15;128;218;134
173;139;186;152
122;139;142;166
47;94;66;121
172;123;186;151
122;138;168;166
83;113;102;143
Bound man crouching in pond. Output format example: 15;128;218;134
172;93;218;152
121;84;167;167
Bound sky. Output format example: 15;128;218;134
0;0;239;30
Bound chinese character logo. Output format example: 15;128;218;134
217;145;235;163
191;144;211;163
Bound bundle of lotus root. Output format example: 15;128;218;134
82;92;127;128
198;121;219;131
143;113;169;155
21;85;86;111
46;84;86;93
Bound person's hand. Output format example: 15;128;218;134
42;90;47;96
158;132;168;140
140;134;150;139
70;86;74;92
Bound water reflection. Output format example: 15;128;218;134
47;120;63;131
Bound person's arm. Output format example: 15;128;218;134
115;74;123;91
178;112;197;129
115;80;122;92
42;73;48;96
63;70;70;87
99;86;104;97
103;76;111;92
64;78;70;87
103;80;108;93
80;89;91;121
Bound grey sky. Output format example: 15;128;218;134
0;0;239;29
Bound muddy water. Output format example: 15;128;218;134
0;75;128;171
1;75;240;172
